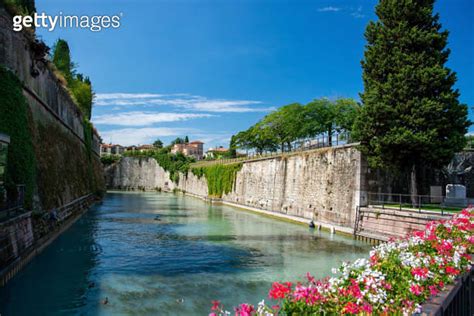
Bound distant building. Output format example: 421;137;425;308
100;144;125;156
137;144;154;152
205;146;229;159
171;141;204;160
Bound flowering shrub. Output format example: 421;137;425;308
210;209;473;315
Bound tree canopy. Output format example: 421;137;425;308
153;139;164;148
352;0;470;196
353;0;470;170
232;98;359;153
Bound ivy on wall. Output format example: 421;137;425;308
0;66;36;209
192;163;242;198
124;150;194;184
82;118;102;196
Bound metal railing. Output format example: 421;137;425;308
0;193;94;271
422;268;473;315
367;192;466;215
192;133;354;168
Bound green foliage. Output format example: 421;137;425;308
171;137;185;145
52;39;74;84
100;154;120;166
233;98;359;153
303;98;359;143
353;0;470;172
83;119;93;159
191;163;242;197
82;118;96;192
51;39;94;119
228;135;237;158
261;103;304;151
153;139;163;148
466;135;474;150
0;66;36;209
124;149;195;184
4;0;36;15
72;76;93;120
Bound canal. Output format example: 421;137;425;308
0;192;370;315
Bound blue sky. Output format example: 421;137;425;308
37;0;474;148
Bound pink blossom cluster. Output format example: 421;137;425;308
210;208;473;315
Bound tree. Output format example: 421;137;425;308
353;0;470;203
171;137;185;145
153;139;163;148
72;75;93;119
234;124;277;155
262;103;304;151
228;135;237;158
466;135;474;150
303;98;359;145
6;0;36;15
184;136;189;143
52;39;74;84
52;39;95;119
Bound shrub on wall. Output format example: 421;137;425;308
125;149;194;184
192;163;242;198
0;66;36;209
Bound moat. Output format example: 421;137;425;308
0;192;369;315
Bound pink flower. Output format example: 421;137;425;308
342;302;360;314
445;266;460;276
383;281;392;290
211;300;221;311
429;285;439;296
234;303;254;316
268;282;292;300
340;279;362;299
410;284;424;296
362;302;373;314
411;267;429;279
436;240;453;255
369;254;379;266
293;285;321;304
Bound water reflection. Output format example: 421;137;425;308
0;192;370;316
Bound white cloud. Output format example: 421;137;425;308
99;127;232;148
95;93;166;100
94;93;273;113
316;5;365;18
93;111;214;126
100;127;200;146
351;6;365;18
317;6;341;12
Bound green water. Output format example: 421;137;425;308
0;192;370;315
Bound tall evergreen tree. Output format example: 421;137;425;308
353;0;470;200
52;39;74;84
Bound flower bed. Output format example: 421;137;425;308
210;209;473;315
